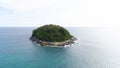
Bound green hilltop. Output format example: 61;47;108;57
31;24;72;42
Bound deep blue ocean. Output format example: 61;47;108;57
0;27;120;68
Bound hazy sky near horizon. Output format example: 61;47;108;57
0;0;120;27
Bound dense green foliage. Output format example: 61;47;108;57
32;24;72;42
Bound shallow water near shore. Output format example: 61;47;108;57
0;27;120;68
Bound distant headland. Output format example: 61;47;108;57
30;24;77;47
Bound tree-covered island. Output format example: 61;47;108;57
30;24;77;47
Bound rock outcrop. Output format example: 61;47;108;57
30;36;77;47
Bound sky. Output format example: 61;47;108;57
0;0;120;27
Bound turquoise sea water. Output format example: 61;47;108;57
0;27;120;68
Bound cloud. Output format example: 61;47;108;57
0;0;86;12
0;0;57;11
0;0;88;27
0;0;120;27
0;7;14;15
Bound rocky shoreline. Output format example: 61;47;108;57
30;36;77;47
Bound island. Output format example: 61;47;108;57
30;24;77;47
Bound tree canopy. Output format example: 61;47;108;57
32;24;72;42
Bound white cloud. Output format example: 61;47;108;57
0;0;120;27
0;0;57;11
